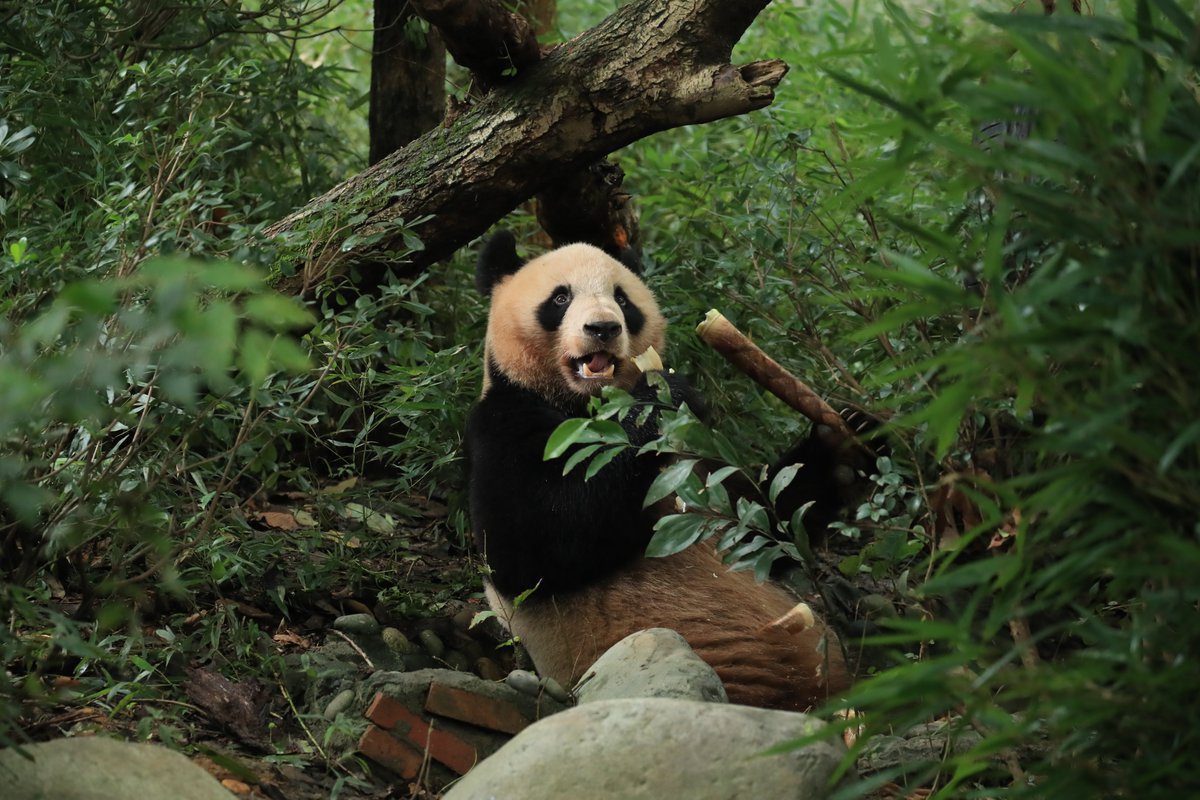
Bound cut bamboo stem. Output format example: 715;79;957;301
696;309;863;450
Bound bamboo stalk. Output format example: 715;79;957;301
696;309;861;448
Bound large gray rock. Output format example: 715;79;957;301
574;628;727;704
444;698;849;800
0;736;232;800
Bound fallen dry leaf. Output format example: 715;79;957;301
259;511;299;531
221;778;252;795
271;631;312;648
321;476;359;495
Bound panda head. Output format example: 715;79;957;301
477;231;667;405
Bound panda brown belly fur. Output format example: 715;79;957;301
487;543;850;712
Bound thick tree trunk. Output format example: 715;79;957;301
369;0;447;165
265;0;785;296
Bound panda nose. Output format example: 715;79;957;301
585;321;622;343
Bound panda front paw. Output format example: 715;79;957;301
771;408;887;539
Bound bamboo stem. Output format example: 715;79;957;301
696;309;862;449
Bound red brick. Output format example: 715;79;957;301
425;681;531;735
365;692;478;775
358;724;423;779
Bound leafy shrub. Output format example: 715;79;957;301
840;4;1199;796
0;1;473;754
531;22;1199;796
620;0;1199;795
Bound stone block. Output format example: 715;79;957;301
425;680;531;735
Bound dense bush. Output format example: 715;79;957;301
2;0;1197;796
0;0;476;755
619;1;1200;795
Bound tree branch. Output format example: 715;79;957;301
264;0;784;295
410;0;540;85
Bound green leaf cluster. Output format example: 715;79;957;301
615;0;1199;795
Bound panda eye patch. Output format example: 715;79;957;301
537;285;573;332
614;288;629;308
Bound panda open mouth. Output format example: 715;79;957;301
573;352;617;380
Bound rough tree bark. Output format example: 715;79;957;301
265;0;786;296
409;0;539;86
369;0;447;165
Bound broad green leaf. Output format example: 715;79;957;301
243;293;316;331
265;334;312;373
705;466;741;489
60;280;118;315
513;580;542;607
768;463;801;506
646;514;707;558
643;458;699;508
736;497;769;534
544;418;591;460
469;610;496;629
195;299;237;384
561;443;601;476
238;328;273;387
583;446;623;481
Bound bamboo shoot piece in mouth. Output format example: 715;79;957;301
631;345;664;374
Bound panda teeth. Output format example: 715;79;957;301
579;362;616;380
577;354;616;380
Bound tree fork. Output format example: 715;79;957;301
264;0;785;296
409;0;540;85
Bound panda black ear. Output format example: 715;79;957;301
615;245;645;275
476;230;525;295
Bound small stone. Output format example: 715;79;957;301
452;607;475;632
333;613;380;636
505;669;540;697
404;652;439;671
443;650;473;672
418;629;446;658
859;593;899;620
539;676;570;703
476;657;505;681
344;599;374;616
382;627;414;654
452;631;485;661
323;688;356;721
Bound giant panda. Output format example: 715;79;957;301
465;231;851;711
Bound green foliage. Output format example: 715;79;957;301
615;0;1200;796
2;0;1196;796
544;383;816;581
0;0;476;760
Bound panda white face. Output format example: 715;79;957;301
483;244;667;402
